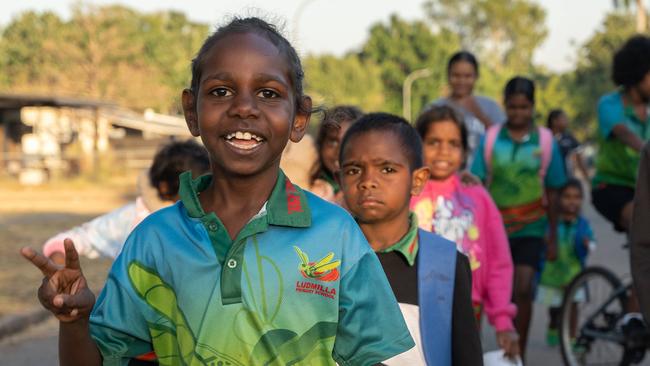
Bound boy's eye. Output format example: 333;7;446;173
258;89;279;99
211;88;232;97
381;167;396;173
344;167;360;176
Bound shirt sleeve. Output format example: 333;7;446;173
544;139;568;188
470;135;488;182
332;230;415;366
452;253;484;366
89;235;154;365
479;189;516;331
598;93;625;139
43;202;138;259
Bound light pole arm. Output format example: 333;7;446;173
403;68;433;122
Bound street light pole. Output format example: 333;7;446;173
292;0;317;45
403;68;433;122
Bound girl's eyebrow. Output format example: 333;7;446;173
201;72;233;84
254;73;289;87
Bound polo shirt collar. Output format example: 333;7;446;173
380;212;419;266
499;123;539;144
178;170;311;228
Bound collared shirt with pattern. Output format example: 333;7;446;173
89;170;413;366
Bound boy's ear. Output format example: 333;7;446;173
182;89;200;137
411;166;430;196
289;96;312;143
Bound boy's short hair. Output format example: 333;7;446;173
339;112;423;171
149;139;210;199
560;177;584;197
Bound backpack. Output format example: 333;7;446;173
484;124;553;187
418;229;457;366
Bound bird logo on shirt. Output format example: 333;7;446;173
294;246;340;282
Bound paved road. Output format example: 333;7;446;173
1;200;648;366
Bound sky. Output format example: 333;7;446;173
0;0;614;72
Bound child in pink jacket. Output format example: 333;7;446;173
411;105;519;358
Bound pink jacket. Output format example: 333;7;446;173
411;174;516;331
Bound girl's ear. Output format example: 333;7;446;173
411;166;431;196
290;96;312;143
182;89;200;137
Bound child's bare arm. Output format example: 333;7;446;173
612;124;645;152
21;239;102;366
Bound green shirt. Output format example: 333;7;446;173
594;91;650;188
89;170;414;366
380;212;419;266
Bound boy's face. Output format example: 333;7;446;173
182;32;311;178
339;130;429;224
559;186;583;217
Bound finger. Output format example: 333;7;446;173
63;239;81;270
21;247;58;277
53;291;94;314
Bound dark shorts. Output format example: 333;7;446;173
592;183;635;232
509;236;545;271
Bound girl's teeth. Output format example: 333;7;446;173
243;132;252;140
235;131;244;139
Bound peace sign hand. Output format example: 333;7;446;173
21;238;96;323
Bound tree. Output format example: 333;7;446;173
303;54;385;112
0;5;209;113
359;14;461;117
568;12;636;139
423;0;547;73
612;0;647;32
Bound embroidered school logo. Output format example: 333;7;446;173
294;246;340;282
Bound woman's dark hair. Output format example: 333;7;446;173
339;112;423;171
504;76;536;104
149;139;210;200
612;35;650;89
547;109;565;129
415;105;469;153
559;177;584;197
189;17;309;113
447;51;480;77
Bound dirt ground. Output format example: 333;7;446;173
0;176;138;317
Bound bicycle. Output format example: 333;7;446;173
559;266;650;365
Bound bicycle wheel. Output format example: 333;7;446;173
559;266;628;366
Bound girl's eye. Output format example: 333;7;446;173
258;89;279;99
381;167;396;174
326;139;339;148
211;88;232;97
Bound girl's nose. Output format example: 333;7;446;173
229;92;260;119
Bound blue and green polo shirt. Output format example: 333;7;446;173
594;91;650;188
471;126;567;238
89;170;414;366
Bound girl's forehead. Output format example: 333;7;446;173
201;32;290;76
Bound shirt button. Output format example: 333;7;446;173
227;259;237;268
208;223;218;231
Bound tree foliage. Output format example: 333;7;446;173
423;0;547;73
0;4;208;112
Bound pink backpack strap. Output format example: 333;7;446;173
484;124;502;186
537;126;553;180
